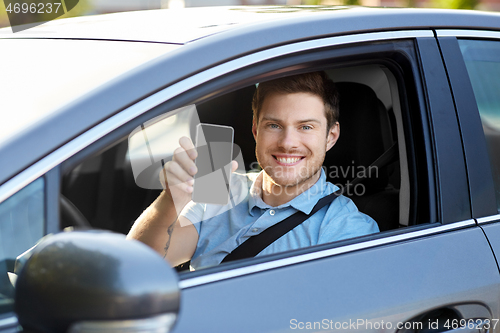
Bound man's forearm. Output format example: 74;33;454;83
126;190;180;256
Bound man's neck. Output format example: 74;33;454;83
260;171;321;207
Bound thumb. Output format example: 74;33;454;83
231;161;238;172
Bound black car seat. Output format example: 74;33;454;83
325;82;400;231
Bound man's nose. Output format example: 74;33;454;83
278;128;299;150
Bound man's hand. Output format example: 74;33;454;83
160;136;199;215
160;136;238;215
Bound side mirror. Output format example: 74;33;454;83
14;230;180;333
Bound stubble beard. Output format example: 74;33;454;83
256;150;325;195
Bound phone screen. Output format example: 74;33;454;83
193;123;234;205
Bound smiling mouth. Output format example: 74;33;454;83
273;156;304;165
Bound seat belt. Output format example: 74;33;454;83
221;189;342;263
346;141;398;190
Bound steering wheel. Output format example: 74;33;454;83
60;195;91;228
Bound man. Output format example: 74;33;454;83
127;71;379;269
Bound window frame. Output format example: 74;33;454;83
60;33;443;277
436;30;500;221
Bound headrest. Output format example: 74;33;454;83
325;82;392;193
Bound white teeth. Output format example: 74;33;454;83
277;157;301;164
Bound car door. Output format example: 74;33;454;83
164;34;500;332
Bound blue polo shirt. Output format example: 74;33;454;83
181;169;379;269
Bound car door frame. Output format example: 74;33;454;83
437;29;500;275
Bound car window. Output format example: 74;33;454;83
458;39;500;212
0;177;45;314
62;63;414;272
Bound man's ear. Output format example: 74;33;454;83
252;118;258;140
326;122;340;152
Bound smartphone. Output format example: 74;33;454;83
192;123;234;205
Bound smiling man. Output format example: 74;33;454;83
127;71;379;270
253;75;339;208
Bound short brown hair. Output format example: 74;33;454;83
252;71;339;131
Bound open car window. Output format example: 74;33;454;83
60;60;419;273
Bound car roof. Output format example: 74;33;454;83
0;6;356;44
1;6;500;187
2;6;499;44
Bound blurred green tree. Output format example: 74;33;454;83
431;0;478;8
303;0;361;5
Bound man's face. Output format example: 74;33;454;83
252;92;339;191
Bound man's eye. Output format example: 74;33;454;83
302;125;312;130
269;124;280;129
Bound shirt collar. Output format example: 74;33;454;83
247;168;331;216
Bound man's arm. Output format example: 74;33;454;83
127;137;199;266
127;191;198;266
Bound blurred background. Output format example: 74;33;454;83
1;0;499;30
